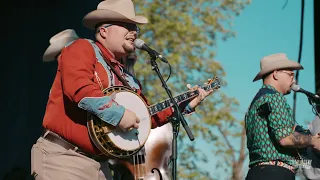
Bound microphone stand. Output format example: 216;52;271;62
149;55;195;180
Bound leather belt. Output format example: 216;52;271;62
42;130;80;151
42;130;108;162
255;160;296;173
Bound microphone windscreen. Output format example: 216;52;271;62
291;84;300;92
134;39;145;49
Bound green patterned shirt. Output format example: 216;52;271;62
245;84;298;166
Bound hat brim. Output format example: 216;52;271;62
42;37;78;62
253;60;303;82
83;9;148;30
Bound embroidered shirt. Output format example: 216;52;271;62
43;39;175;155
245;84;298;166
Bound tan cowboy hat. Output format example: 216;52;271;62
253;53;303;82
43;29;79;62
83;0;148;30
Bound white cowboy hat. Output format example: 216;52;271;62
42;29;79;62
253;53;303;82
83;0;148;30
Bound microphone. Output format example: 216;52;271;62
134;39;168;63
291;84;320;100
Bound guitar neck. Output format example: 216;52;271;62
148;84;213;116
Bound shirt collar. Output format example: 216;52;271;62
95;41;124;67
262;84;282;94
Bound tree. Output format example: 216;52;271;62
217;119;248;180
133;0;251;179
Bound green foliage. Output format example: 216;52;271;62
134;0;250;179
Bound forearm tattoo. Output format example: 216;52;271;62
292;131;312;147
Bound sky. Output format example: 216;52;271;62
194;0;315;179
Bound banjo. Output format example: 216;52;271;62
87;76;221;158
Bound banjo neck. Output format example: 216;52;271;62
106;77;220;179
148;80;220;116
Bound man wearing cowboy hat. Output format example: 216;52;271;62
42;29;79;62
245;53;320;180
31;0;212;179
34;28;115;180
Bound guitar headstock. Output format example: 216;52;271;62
187;77;221;92
203;76;221;91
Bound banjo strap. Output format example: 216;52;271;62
101;53;133;91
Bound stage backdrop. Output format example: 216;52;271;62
1;0;100;178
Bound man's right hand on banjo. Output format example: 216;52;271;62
118;109;140;132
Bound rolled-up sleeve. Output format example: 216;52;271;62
150;101;194;128
60;39;124;126
267;94;294;142
151;108;174;128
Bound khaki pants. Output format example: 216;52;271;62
31;137;113;180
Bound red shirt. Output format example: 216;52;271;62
43;39;173;155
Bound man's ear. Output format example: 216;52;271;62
99;27;108;39
273;71;279;80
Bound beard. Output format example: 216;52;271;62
284;87;292;95
123;41;135;53
114;42;135;59
284;91;291;95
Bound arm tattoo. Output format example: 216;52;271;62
292;131;312;147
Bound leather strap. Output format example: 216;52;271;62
42;130;108;161
257;161;296;173
42;130;79;151
98;51;133;90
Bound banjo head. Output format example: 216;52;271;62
108;91;151;151
87;86;152;158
